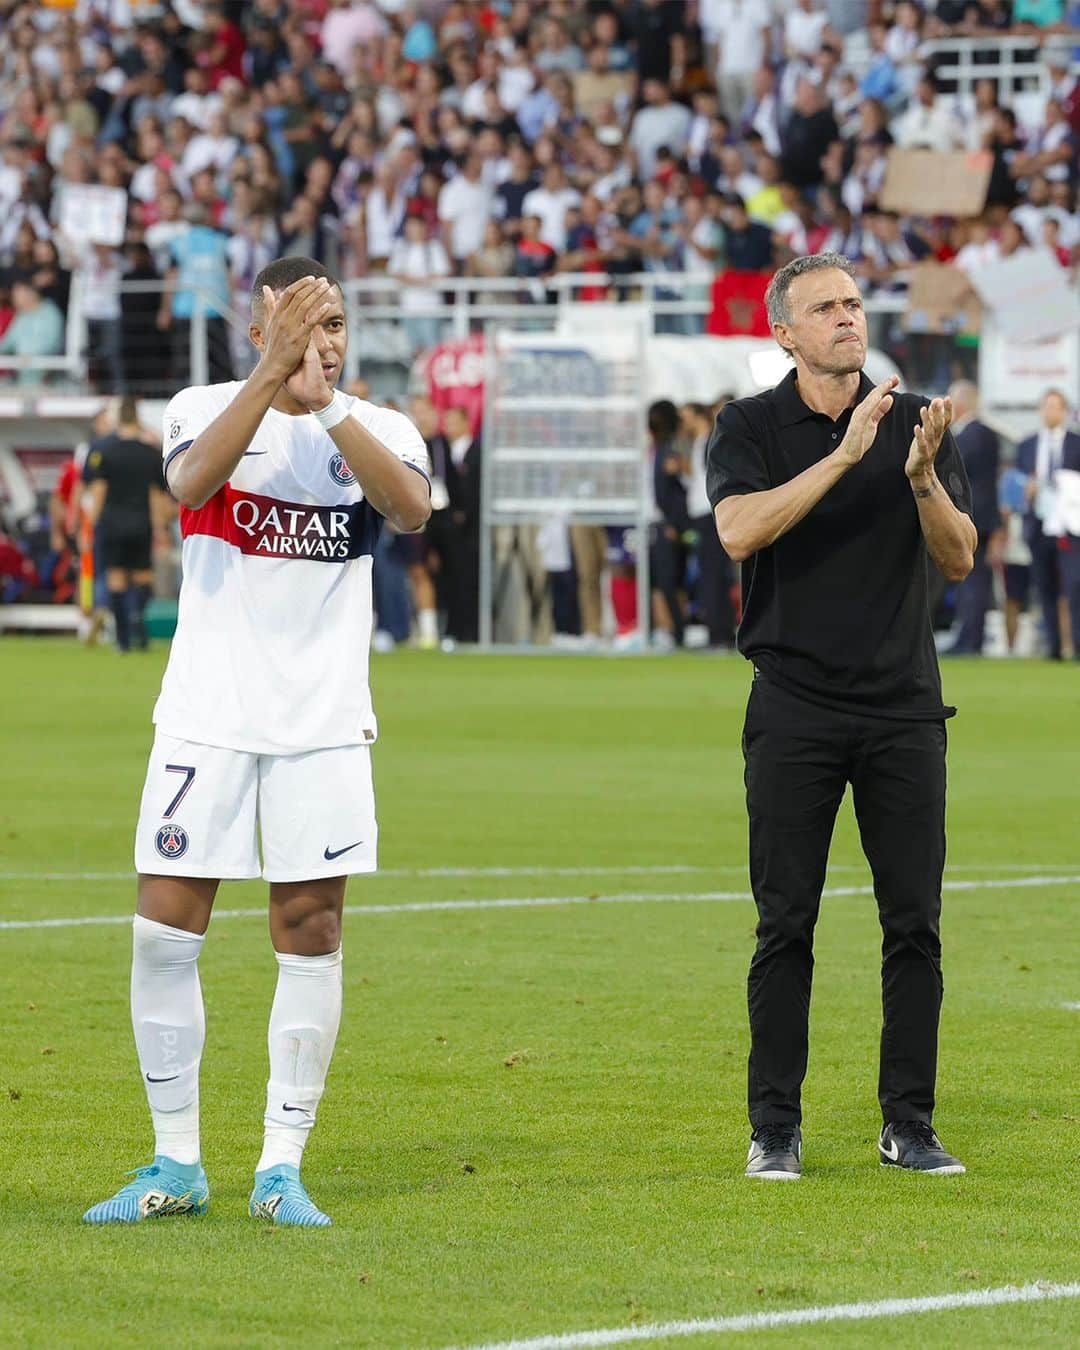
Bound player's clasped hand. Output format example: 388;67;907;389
837;375;899;465
258;277;335;382
905;396;953;483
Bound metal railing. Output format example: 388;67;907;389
917;34;1080;100
2;271;948;398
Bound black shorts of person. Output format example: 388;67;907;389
706;370;973;1131
100;525;152;572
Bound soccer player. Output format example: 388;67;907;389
83;257;431;1226
707;253;975;1180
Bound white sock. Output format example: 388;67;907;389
418;608;438;641
131;914;205;1167
257;947;343;1173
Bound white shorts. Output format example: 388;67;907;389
134;732;378;883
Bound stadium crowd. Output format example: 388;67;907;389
2;0;1079;657
0;0;1079;390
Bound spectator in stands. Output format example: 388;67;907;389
860;23;901;107
389;211;451;354
708;0;773;125
522;162;581;253
121;241;166;394
885;0;925;96
438;154;493;269
780;78;840;188
629;79;692;181
784;0;834;60
1015;389;1080;660
467;219;516;303
157;203;234;385
984;106;1024;208
30;238;70;318
953;215;1001;274
722;194;774;270
894;72;963;152
77;242;125;393
0;278;64;386
964;78;1001;153
1012;100;1076;185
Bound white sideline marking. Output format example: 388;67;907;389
447;1281;1080;1350
1;873;1078;933
1062;1002;1080;1010
0;861;1075;884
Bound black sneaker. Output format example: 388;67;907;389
880;1121;966;1174
745;1124;802;1180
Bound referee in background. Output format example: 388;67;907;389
706;254;976;1180
85;397;170;652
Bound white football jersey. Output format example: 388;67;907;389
153;382;429;755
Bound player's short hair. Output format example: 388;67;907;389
765;252;858;327
251;256;342;322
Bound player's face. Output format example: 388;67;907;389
251;284;348;386
308;289;348;387
776;269;867;376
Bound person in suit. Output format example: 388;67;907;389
1015;388;1080;659
443;404;482;643
948;382;1001;655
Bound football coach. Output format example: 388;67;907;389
706;253;976;1181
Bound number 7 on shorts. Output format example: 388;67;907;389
163;764;196;818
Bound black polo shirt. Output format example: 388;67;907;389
706;368;973;719
85;433;164;538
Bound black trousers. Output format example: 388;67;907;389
1029;530;1062;658
742;676;946;1130
691;514;735;647
952;532;993;654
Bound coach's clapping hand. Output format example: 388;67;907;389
905;397;953;486
836;376;899;466
257;277;335;382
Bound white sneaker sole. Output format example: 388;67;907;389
880;1159;966;1174
745;1169;802;1180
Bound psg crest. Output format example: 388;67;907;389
328;453;356;487
155;825;189;860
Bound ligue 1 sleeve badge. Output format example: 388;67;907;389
328;452;357;487
155;824;189;859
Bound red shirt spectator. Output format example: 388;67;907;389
203;6;247;89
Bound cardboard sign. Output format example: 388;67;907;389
904;262;982;335
58;184;128;247
967;249;1080;343
879;149;991;219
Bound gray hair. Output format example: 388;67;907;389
764;252;859;326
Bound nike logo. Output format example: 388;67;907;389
242;451;268;457
881;1138;900;1161
146;1073;179;1083
282;1103;313;1115
323;841;363;860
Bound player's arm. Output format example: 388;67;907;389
166;276;337;509
326;415;431;534
85;477;107;526
713;378;899;563
283;327;431;535
905;398;976;583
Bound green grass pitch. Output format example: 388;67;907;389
1;640;1078;1348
